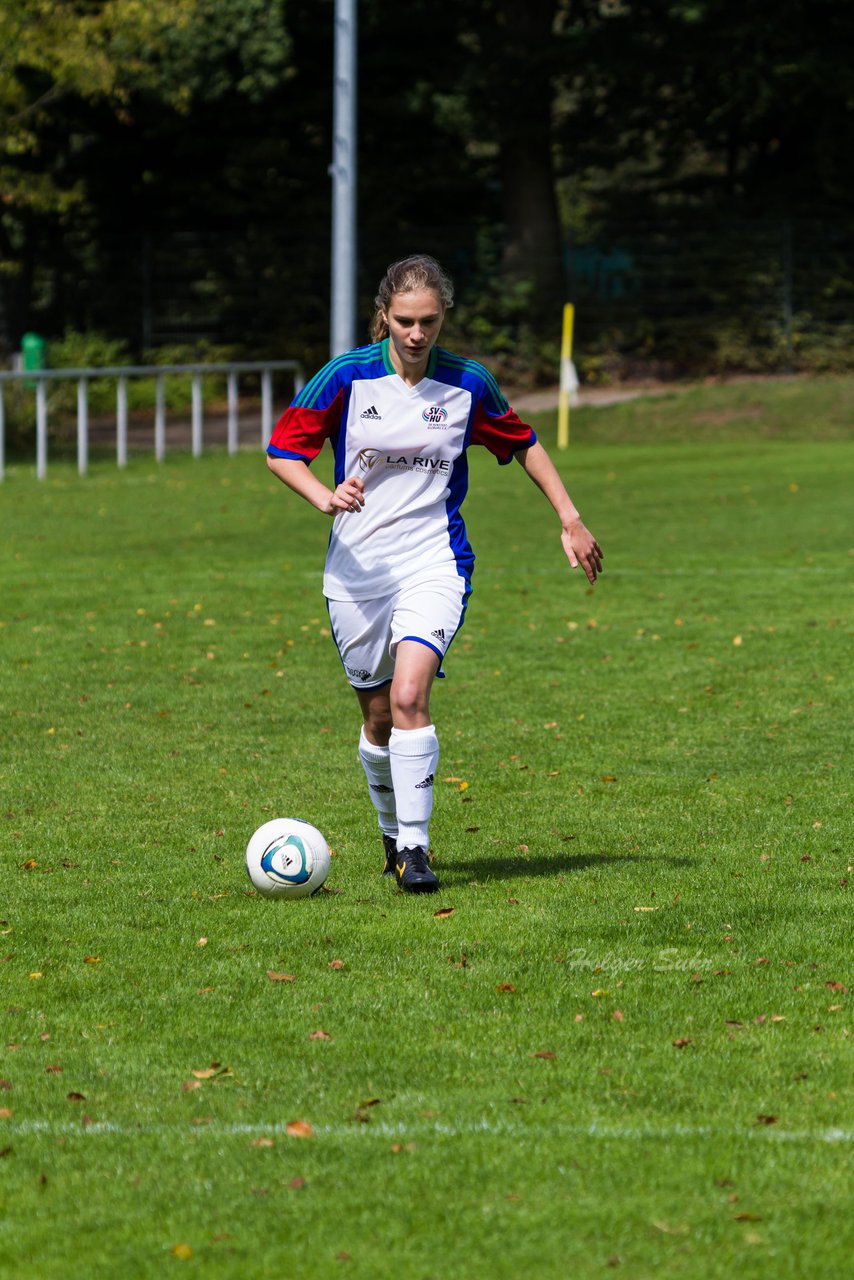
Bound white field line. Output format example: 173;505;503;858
4;1118;853;1143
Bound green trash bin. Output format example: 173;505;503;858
21;332;47;389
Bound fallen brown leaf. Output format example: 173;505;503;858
496;982;516;993
672;1038;693;1049
433;906;456;919
249;1137;275;1148
266;970;296;983
286;1120;314;1139
309;1029;332;1041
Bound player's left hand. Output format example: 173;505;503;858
561;520;603;584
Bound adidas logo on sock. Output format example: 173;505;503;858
431;628;445;642
360;405;382;420
370;783;394;793
415;773;434;790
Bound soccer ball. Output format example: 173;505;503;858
245;818;331;899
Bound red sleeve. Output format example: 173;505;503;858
470;401;537;465
267;388;345;462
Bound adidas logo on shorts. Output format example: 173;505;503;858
360;405;382;420
431;628;445;642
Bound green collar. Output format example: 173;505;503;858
381;337;438;382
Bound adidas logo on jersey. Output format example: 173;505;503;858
360;405;382;420
431;628;445;642
414;773;435;790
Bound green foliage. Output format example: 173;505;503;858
153;0;291;105
0;381;851;1275
1;0;851;376
47;327;132;371
0;0;196;214
576;314;854;383
446;251;562;388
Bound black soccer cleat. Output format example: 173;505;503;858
395;846;439;894
382;833;398;876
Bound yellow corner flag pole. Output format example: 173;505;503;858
557;302;575;451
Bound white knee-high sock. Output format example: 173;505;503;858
388;724;439;851
358;727;398;838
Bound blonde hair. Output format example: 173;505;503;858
370;254;454;342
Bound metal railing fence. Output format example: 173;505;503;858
0;359;304;481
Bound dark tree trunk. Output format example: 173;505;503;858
491;0;564;310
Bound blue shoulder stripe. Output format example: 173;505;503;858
295;343;384;409
435;349;508;412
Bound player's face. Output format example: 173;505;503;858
382;288;445;382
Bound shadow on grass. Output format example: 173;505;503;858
442;851;696;882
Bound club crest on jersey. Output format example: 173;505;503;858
422;405;448;425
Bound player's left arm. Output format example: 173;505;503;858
515;441;603;584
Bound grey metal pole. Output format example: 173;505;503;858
117;375;128;468
227;371;239;454
77;377;89;476
330;0;358;358
261;369;273;447
155;375;166;462
192;374;203;457
36;379;48;480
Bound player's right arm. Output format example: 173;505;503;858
266;365;365;516
266;455;365;516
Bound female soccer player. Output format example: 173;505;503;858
266;255;602;893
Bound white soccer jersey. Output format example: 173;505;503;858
267;339;536;601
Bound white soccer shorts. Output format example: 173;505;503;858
327;569;471;689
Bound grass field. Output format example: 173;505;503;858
1;375;852;1278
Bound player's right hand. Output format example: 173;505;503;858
328;475;365;515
